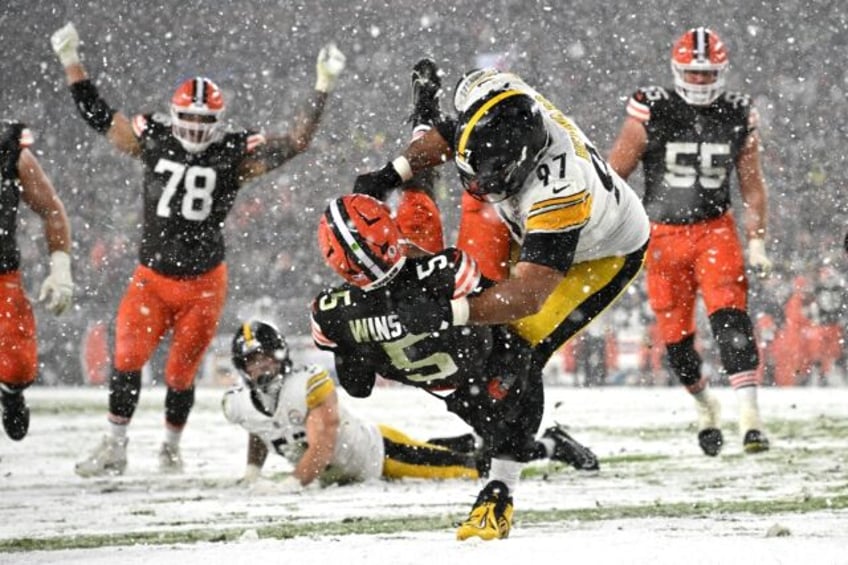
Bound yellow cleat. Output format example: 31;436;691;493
456;480;514;541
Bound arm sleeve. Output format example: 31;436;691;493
334;354;376;398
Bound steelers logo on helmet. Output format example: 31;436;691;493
454;89;549;202
317;194;406;290
170;76;225;153
671;27;729;106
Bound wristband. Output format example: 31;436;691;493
391;156;413;182
70;80;116;134
450;297;470;326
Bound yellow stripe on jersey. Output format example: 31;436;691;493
378;425;479;480
526;192;593;232
512;254;626;346
305;370;335;409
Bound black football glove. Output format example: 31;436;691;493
353;162;403;200
396;292;452;334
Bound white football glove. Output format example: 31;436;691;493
38;251;74;316
747;238;773;279
51;22;81;67
315;43;346;93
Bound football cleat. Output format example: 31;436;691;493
742;429;770;454
698;428;724;457
0;390;30;441
542;424;600;471
159;442;184;473
407;58;442;131
695;391;722;456
456;480;513;541
75;435;128;477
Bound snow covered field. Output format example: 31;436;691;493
2;384;847;564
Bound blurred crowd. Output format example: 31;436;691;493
3;1;845;385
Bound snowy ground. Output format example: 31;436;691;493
2;384;847;564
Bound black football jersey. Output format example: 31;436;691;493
311;248;493;394
132;113;263;276
626;86;756;224
0;121;31;273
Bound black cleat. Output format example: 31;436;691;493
1;391;30;441
742;429;770;454
698;428;724;456
407;57;442;129
542;424;600;471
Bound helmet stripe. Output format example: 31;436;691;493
327;199;388;281
456;89;524;166
242;322;255;347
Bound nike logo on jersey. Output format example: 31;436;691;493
349;314;404;343
551;183;572;194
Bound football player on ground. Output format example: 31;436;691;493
607;27;771;456
314;191;609;541
225;320;492;490
49;22;345;477
351;67;649;540
0;121;73;441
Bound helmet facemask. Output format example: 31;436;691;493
170;77;224;153
242;350;287;414
231;321;290;413
455;90;549;202
671;27;729;106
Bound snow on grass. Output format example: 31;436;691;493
2;385;847;564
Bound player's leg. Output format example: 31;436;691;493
76;266;171;477
0;273;37;441
378;424;480;480
394;58;445;255
160;263;228;472
698;214;769;453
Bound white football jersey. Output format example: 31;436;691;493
493;89;650;266
222;365;384;483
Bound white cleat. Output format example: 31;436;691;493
75;435;128;478
159;442;184;474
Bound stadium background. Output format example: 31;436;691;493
1;0;845;385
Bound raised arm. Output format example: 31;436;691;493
50;23;140;157
239;44;346;181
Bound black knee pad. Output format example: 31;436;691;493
666;335;703;387
165;386;195;428
109;369;142;419
709;308;759;374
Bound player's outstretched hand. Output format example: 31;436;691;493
38;251;73;316
315;43;346;93
747;238;773;279
51;22;81;67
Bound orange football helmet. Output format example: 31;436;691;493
318;194;406;289
671;27;729;106
170;77;224;152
